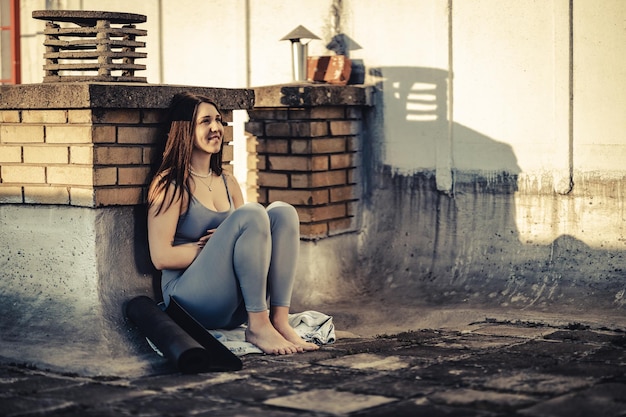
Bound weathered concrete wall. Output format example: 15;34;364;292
358;171;626;310
0;205;156;375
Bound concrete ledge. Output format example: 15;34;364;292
253;83;374;108
0;83;255;110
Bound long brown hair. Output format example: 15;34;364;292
148;92;225;215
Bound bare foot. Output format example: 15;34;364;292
273;321;320;352
269;306;320;352
245;317;299;355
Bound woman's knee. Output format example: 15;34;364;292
232;202;270;232
267;201;300;232
267;201;298;221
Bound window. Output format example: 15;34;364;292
0;0;20;84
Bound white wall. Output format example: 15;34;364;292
574;0;626;173
159;0;248;87
453;0;561;174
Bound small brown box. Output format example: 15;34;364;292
307;55;352;85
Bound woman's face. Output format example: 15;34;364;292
193;102;224;155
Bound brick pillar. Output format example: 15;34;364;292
245;84;373;239
0;83;251;206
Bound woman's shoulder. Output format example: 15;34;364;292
148;171;169;196
149;168;171;185
149;170;186;208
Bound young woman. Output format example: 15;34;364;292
147;92;318;355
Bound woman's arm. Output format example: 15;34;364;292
147;184;201;270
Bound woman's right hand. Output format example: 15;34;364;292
197;228;216;248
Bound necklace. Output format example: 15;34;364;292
189;168;214;191
189;167;212;178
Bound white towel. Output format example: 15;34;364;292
288;310;336;345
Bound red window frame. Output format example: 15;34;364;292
0;0;20;84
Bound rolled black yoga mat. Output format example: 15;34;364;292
166;296;242;371
125;295;211;374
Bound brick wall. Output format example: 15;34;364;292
0;82;374;240
0;84;251;207
246;84;373;239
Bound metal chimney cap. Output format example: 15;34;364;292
280;25;320;42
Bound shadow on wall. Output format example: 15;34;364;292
357;66;626;314
369;66;521;176
133;204;162;302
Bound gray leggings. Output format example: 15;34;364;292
161;202;300;329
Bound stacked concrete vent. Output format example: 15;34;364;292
32;10;147;83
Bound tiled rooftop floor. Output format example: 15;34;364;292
1;321;625;416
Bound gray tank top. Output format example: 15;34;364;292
172;174;235;245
